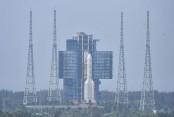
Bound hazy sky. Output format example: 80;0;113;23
0;0;174;92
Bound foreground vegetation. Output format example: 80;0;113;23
0;105;173;117
0;90;174;117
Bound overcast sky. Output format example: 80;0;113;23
0;0;174;92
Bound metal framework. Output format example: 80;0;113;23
140;11;155;111
115;12;128;105
59;32;112;102
76;33;95;102
92;51;112;79
23;11;37;105
48;10;61;104
59;51;81;100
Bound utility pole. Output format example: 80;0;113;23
140;11;155;111
115;12;128;106
48;10;61;104
23;11;37;105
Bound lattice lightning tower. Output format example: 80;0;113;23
48;10;61;104
23;11;37;105
115;12;128;105
140;11;155;111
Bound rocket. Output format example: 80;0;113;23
84;53;96;103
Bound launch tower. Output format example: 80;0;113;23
59;32;112;103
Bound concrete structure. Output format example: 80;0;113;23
84;53;95;103
59;32;112;103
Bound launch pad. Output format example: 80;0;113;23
25;105;104;110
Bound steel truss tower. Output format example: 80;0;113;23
48;10;61;104
23;11;37;105
140;11;155;111
115;12;128;105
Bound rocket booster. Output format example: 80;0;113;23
84;53;95;103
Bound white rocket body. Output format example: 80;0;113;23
84;53;95;103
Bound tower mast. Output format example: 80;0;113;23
115;12;128;105
48;10;61;104
23;11;37;105
140;11;155;111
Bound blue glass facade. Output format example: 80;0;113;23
59;51;81;79
59;32;112;103
92;51;113;79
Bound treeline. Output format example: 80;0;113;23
0;110;31;117
0;90;24;110
100;90;174;110
0;90;174;111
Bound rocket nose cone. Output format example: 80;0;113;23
87;53;92;60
